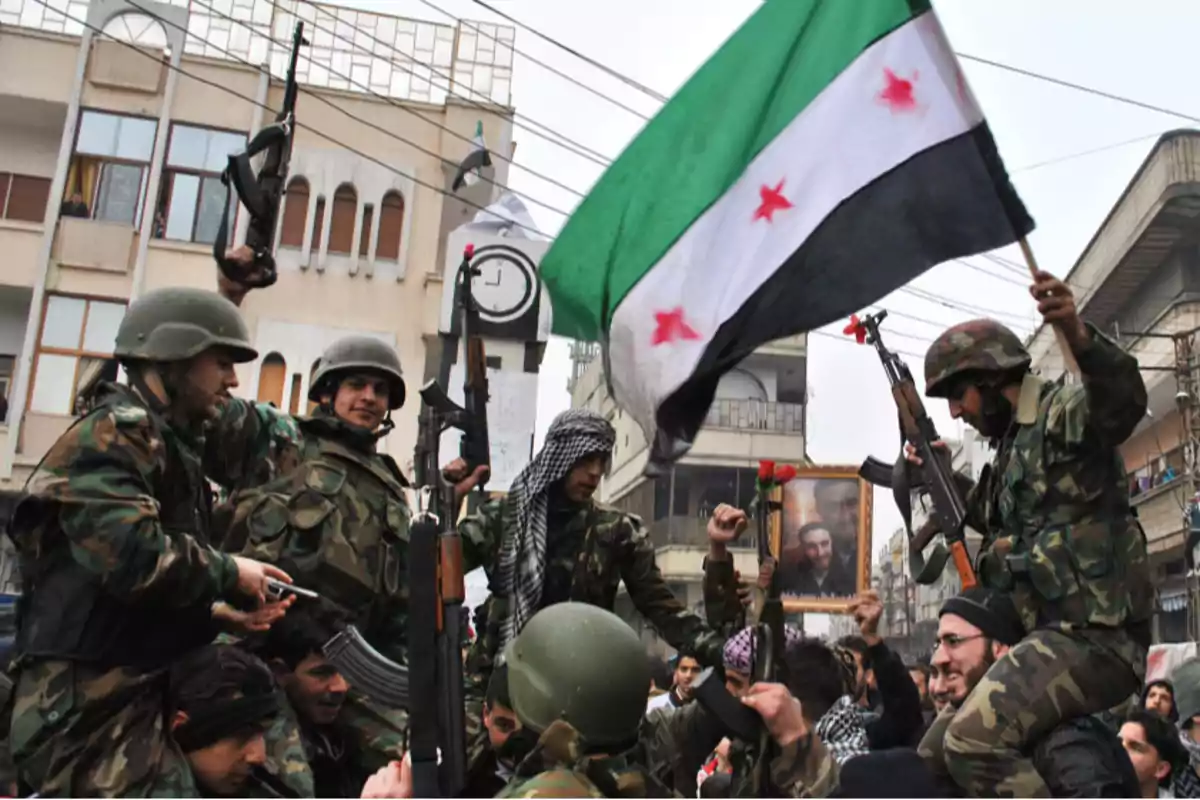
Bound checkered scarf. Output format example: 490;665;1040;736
814;695;870;766
722;624;804;674
496;409;615;653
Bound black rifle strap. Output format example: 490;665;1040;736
407;514;441;796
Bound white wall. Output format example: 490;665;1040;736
0;124;59;177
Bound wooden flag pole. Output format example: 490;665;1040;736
1017;237;1080;376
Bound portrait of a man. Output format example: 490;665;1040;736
775;471;870;610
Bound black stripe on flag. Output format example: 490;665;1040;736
648;123;1034;468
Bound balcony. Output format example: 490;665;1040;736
1130;447;1188;554
705;399;804;434
648;514;758;551
0;221;42;289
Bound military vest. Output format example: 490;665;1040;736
977;377;1155;635
12;389;217;668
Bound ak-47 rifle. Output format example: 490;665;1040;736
405;243;492;797
845;311;976;588
213;22;308;289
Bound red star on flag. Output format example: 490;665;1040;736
754;180;793;223
878;68;918;112
651;307;701;346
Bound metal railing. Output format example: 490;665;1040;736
1130;444;1184;501
704;399;804;434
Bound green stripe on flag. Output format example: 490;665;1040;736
541;0;931;341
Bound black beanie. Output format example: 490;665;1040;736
938;587;1024;646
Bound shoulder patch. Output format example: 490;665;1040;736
304;461;346;496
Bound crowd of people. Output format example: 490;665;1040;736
0;236;1175;797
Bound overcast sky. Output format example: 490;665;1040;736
356;0;1198;625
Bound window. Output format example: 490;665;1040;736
257;353;286;408
157;124;245;245
0;355;13;423
279;177;309;248
29;295;126;415
376;190;404;260
310;197;326;251
68;110;158;225
0;173;52;222
288;373;302;415
358;203;373;257
328;184;357;255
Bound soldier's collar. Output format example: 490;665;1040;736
1015;373;1046;426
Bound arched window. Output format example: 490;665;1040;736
376;190;404;261
328;183;357;255
358;202;374;257
257;353;286;408
101;12;168;49
310;196;326;252
279;176;309;248
287;372;302;415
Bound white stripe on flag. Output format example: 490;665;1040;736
608;11;983;434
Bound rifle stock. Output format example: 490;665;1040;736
846;311;976;589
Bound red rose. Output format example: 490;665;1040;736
758;460;776;482
774;464;798;483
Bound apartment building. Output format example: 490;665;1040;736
1025;129;1200;644
0;0;524;489
568;336;808;650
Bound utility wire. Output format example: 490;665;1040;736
416;0;652;121
26;0;551;240
286;0;614;169
147;0;577;221
469;0;670;103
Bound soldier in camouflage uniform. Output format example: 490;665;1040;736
464;409;728;706
223;335;494;773
914;269;1155;798
6;287;302;796
497;602;669;798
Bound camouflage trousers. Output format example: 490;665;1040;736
9;659;197;797
942;627;1143;798
337;688;406;775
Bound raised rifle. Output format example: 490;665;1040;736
213;22;308;289
405;243;491;797
845;311;976;588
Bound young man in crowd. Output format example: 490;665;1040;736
646;650;702;713
1119;710;1184;799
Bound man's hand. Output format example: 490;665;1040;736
849;589;883;646
212;595;294;634
903;439;949;467
217;245;273;306
708;504;748;546
742;682;808;747
360;757;411;799
232;556;293;606
1030;270;1089;349
442;457;490;501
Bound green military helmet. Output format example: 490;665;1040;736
114;287;257;364
504;602;650;748
308;335;405;409
924;318;1031;398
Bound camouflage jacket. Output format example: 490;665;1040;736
464;497;726;688
225;412;498;664
10;384;301;666
964;325;1154;639
498;720;670;798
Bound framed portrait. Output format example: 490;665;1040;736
768;465;873;613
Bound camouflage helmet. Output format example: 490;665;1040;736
114;287;257;364
504;603;650;748
308;335;405;409
924;318;1031;398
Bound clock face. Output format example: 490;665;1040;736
467;244;538;325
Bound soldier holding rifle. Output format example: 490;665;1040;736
908;270;1154;798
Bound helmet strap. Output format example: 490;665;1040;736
127;363;174;415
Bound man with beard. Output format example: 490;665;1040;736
910;270;1154;798
918;588;1139;797
7;286;300;796
812;479;860;573
783;523;855;597
462;409;728;706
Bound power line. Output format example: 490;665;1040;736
416;0;652;121
469;0;670;103
956;52;1200;126
147;0;578;221
954;258;1030;288
27;0;551;241
1009;130;1168;174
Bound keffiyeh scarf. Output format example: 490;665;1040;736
1176;730;1200;798
814;695;870;766
722;624;804;674
496;409;615;652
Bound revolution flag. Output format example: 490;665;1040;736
539;0;1034;469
